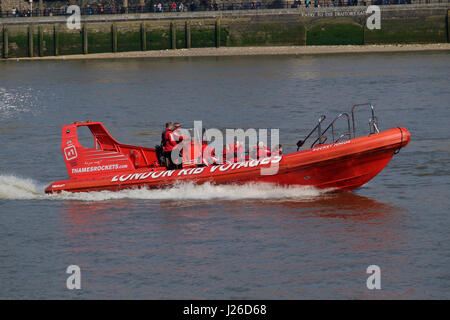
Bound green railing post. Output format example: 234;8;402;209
28;25;34;58
54;25;59;56
447;9;449;43
215;18;221;48
185;21;191;49
38;25;44;57
2;26;8;59
82;24;88;54
141;23;147;51
112;23;118;53
171;22;176;50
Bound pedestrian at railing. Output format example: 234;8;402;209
0;0;446;18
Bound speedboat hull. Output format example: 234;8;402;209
45;127;410;194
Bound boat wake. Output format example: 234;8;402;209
0;174;331;202
0;175;44;200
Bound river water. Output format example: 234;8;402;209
0;52;449;299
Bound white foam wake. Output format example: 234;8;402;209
0;175;44;200
0;175;329;202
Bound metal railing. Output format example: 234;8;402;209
310;112;351;148
296;115;326;151
351;103;379;138
2;0;445;18
297;103;380;151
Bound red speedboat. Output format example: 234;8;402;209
45;103;410;194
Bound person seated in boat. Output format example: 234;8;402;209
258;142;271;159
272;144;283;156
193;130;218;167
172;122;184;169
250;141;271;159
162;122;183;169
223;141;244;163
201;144;219;166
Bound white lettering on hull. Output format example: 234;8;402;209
110;156;282;183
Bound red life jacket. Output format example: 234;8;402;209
202;144;218;165
223;142;244;162
257;146;271;159
163;130;179;152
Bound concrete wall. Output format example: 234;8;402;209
1;4;449;58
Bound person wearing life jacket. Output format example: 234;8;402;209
157;122;172;166
162;122;183;169
161;122;172;141
172;123;182;139
250;141;271;160
249;142;268;159
201;143;218;166
223;141;244;163
272;144;283;156
257;141;271;159
172;122;184;169
161;122;173;168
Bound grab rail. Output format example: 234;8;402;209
310;113;351;148
296;103;380;152
296;115;326;151
351;103;379;138
370;116;380;135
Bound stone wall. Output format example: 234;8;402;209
1;4;449;58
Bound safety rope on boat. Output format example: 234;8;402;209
394;127;403;155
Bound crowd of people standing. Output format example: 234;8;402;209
2;0;414;18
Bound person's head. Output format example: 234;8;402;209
258;141;265;148
173;122;181;130
273;144;283;154
165;122;173;129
